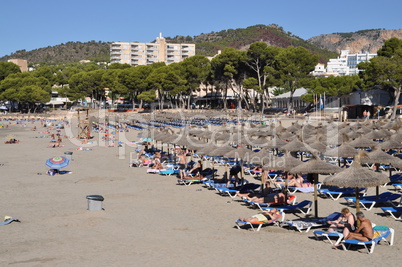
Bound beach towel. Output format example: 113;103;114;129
295;187;314;193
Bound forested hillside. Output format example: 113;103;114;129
5;24;388;65
167;24;338;61
0;41;111;65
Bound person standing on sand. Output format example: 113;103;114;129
178;150;187;179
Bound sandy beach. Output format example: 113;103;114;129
0;112;400;266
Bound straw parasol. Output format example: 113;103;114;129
281;138;310;161
325;143;359;167
348;135;379;149
379;139;402;150
324;154;389;212
290;155;342;217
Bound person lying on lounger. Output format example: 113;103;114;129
239;208;279;223
244;190;285;203
274;173;311;187
237;181;274;198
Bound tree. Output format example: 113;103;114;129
0;61;21;81
211;48;248;109
245;42;282;110
302;75;360;103
274;46;319;110
358;37;402;120
179;55;211;109
0;72;51;112
120;65;154;108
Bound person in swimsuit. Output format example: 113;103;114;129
345;211;373;242
177;151;187;179
327;207;356;237
239;208;279;223
245;191;285;204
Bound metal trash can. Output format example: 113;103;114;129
86;195;104;211
64;151;73;161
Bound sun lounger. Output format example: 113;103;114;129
344;192;401;211
393;183;402;192
243;195;297;210
380;206;402;220
0;218;20;226
262;200;312;215
159;169;179;176
318;187;367;201
217;183;260;199
313;230;344;245
340;226;394;253
284;212;341;232
235;211;285;232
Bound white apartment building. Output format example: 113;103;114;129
110;33;195;66
312;50;377;77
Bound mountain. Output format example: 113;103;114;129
166;24;338;61
1;25;401;65
307;29;402;54
0;41;111;65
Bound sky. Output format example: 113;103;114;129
1;0;401;58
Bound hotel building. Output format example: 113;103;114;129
312;50;377;77
110;33;195;66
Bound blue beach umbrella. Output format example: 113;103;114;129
46;156;70;169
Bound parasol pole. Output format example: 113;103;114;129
355;187;361;213
284;171;289;205
314;173;319;218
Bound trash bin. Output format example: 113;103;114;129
86;195;104;211
64;151;73;161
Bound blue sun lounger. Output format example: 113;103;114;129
318;187;367;201
262;200;312;215
340;226;394;254
380;206;402;220
313;230;344;245
0;218;20;225
344;192;401;211
284;212;341;232
235;211;285;232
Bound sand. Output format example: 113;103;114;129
0;113;400;266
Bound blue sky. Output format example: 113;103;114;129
1;0;401;58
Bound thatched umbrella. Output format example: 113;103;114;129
379;139;402;151
266;136;287;151
348;135;378;149
325;143;359;167
290;155;342;217
324;157;389;212
281;138;310;161
360;146;402;196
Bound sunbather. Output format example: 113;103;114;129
334;212;374;249
237;181;274;198
345;212;373;241
327;207;356;237
245;191;285;203
274;174;311;187
239;208;279;223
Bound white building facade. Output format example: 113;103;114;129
312;50;377;77
110;34;195;66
